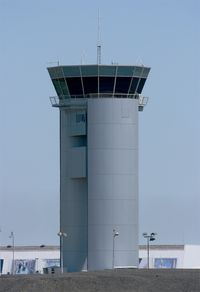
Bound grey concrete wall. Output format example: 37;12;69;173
60;99;139;272
87;99;139;270
60;109;88;272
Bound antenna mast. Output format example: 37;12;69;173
97;9;101;65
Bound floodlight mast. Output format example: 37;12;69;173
9;232;15;275
142;232;157;269
57;231;67;273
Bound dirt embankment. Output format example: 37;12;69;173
0;269;200;292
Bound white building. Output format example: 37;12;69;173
0;246;59;275
1;245;200;275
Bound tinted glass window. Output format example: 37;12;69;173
137;78;146;94
117;66;133;76
115;77;132;93
63;66;80;77
81;66;98;76
100;77;115;93
99;66;116;76
66;77;83;95
129;77;139;94
59;78;68;96
76;113;86;123
82;77;98;94
52;79;62;97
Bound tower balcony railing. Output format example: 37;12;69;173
49;93;148;110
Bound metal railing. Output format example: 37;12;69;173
49;93;149;110
138;96;149;111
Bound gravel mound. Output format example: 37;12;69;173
0;269;200;292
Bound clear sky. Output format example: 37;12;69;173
0;0;199;246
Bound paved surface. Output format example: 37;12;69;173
0;269;200;292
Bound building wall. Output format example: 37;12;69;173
59;98;139;271
87;98;139;270
0;248;59;274
60;108;88;272
2;245;200;274
183;245;200;268
139;247;184;268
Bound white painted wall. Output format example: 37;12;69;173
1;245;200;274
139;247;184;268
0;248;59;274
183;245;200;268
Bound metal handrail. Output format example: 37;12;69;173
49;93;149;109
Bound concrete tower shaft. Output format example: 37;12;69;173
87;98;139;270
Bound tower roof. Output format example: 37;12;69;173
47;64;150;99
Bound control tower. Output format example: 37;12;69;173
47;64;150;272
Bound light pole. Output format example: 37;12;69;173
57;231;67;273
142;232;156;269
9;232;15;275
112;229;119;269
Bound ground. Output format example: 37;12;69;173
0;269;200;292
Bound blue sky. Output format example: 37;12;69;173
0;0;199;246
